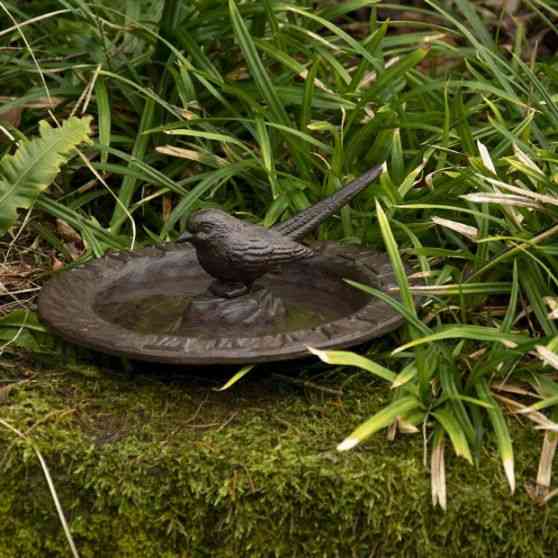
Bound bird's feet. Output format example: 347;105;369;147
209;280;249;299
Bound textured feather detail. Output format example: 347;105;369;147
185;208;315;288
226;227;313;271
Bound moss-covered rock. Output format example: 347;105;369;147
0;357;556;557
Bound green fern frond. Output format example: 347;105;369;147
0;116;92;236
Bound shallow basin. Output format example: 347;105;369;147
38;242;405;364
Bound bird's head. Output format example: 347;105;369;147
177;208;231;245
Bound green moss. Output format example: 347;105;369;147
0;358;556;557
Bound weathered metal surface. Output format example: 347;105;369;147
38;241;405;365
178;164;383;297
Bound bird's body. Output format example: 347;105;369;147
188;209;313;295
179;164;383;298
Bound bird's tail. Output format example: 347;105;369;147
271;164;384;241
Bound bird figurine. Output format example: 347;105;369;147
178;164;384;298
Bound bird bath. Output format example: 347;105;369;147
38;241;406;365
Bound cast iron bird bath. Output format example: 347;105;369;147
38;165;408;365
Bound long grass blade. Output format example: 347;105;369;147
307;346;396;383
476;380;515;493
337;396;422;451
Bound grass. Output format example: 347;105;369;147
1;0;558;552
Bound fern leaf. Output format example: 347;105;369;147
0;116;92;236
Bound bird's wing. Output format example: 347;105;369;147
228;227;313;269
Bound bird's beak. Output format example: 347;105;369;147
177;231;194;243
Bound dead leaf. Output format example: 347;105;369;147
52;256;64;272
56;219;81;243
536;431;557;490
162;195;172;222
0;95;63;109
0;106;22;128
432;217;479;241
65;242;84;261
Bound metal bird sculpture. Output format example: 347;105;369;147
178;164;384;298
